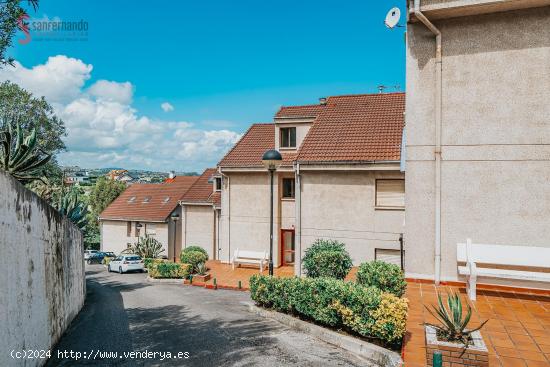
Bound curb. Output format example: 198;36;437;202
146;276;185;284
245;303;403;367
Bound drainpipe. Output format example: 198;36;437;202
413;0;443;284
294;163;302;277
218;168;231;263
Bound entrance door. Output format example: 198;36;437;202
280;229;295;265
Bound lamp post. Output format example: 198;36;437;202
136;222;143;238
262;149;283;276
171;212;180;262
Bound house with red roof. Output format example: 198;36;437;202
217;92;406;274
99;176;198;258
178;168;222;260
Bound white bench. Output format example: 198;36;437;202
232;249;269;273
457;239;550;300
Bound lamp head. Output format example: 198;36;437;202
262;149;283;170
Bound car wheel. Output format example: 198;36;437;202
119;266;123;274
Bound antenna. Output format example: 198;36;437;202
384;7;403;29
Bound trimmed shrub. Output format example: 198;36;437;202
302;239;352;279
182;246;208;258
356;261;407;297
143;258;165;270
149;262;191;279
180;250;208;274
250;275;408;345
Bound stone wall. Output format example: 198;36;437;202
0;171;86;366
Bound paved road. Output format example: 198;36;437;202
46;265;367;367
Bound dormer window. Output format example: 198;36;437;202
215;177;222;191
280;127;296;148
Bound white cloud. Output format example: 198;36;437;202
88;80;133;104
161;102;174;112
0;56;241;171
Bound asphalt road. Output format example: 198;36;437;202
46;265;367;367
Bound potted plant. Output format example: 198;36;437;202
424;291;489;367
192;262;211;283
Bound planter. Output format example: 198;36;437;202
192;273;211;283
425;326;488;367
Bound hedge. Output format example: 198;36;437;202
356;261;407;297
180;247;208;274
250;275;408;345
149;262;191;279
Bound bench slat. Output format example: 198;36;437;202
457;243;550;268
458;266;550;282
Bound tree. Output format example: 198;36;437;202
0;81;66;176
0;1;38;67
0;123;51;183
88;176;127;225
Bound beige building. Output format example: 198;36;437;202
99;176;198;259
405;0;550;286
218;93;406;275
179;168;222;260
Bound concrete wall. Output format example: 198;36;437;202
101;220;170;256
405;7;550;286
183;205;215;259
299;170;405;266
0;171;85;367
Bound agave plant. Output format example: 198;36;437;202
196;262;208;276
425;290;488;348
132;235;165;259
0;123;51;184
54;189;88;229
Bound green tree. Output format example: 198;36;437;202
0;81;66;177
88;176;127;225
0;1;38;68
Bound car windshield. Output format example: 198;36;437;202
125;256;141;261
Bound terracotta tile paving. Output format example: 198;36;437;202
403;282;550;367
190;262;550;366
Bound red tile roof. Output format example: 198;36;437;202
218;93;405;168
99;176;198;222
297;93;405;162
217;124;296;168
181;168;220;206
275;104;325;119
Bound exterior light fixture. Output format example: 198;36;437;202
262;149;283;276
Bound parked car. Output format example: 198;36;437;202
84;250;99;260
108;255;144;274
86;251;117;265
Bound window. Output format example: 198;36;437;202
146;224;156;235
163;197;170;204
127;196;136;203
282;178;295;199
215;177;222;191
280;127;296;148
375;179;405;209
127;221;132;237
142;196;151;203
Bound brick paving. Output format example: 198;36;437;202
193;261;550;366
403;282;550;367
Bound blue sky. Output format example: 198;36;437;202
4;0;406;172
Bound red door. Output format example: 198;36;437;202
280;229;295;266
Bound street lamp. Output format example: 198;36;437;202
262;149;283;276
171;212;180;262
136;222;143;237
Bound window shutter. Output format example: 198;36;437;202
376;180;405;208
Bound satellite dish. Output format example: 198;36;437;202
385;7;402;29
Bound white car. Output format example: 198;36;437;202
108;255;145;274
84;250;99;260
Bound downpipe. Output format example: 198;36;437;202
413;0;443;284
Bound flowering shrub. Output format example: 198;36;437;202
356;260;407;297
249;275;408;345
149;262;191;279
302;239;353;280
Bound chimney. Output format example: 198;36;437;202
319;97;327;105
169;171;175;179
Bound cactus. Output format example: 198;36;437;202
0;123;51;184
54;189;88;229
